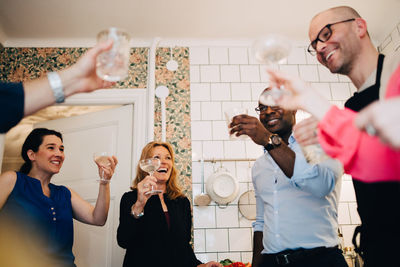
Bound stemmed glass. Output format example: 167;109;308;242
252;34;292;106
96;27;131;82
93;152;112;183
139;158;163;195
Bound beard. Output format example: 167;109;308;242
328;55;353;75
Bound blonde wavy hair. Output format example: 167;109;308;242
131;141;184;200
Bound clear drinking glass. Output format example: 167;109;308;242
252;34;292;65
93;152;112;183
224;107;249;140
139;158;162;195
252;34;292;106
301;144;328;164
96;27;131;82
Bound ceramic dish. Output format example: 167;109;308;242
206;167;239;206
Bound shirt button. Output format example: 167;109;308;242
53;218;57;221
276;234;280;238
51;207;54;210
53;212;56;215
274;211;278;214
273;190;277;194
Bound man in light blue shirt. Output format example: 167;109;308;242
230;88;347;267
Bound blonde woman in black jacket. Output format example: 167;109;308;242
117;141;221;267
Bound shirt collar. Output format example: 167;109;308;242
358;68;377;92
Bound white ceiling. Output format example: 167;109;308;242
0;0;400;46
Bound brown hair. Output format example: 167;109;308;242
131;141;184;200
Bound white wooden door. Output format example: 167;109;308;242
35;105;133;267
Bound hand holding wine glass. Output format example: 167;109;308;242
252;34;292;65
266;69;331;164
252;34;292;107
139;158;163;195
93;152;118;183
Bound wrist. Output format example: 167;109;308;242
131;203;145;218
99;180;110;186
132;202;145;213
58;67;82;97
47;72;65;103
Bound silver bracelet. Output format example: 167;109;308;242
47;72;65;103
131;209;144;219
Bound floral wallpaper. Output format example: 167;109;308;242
0;46;192;198
153;47;192;197
0;47;148;88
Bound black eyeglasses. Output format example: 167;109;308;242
255;105;281;114
307;18;356;56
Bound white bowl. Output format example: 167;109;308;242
206;168;239;205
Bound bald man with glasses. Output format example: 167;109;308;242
296;6;400;267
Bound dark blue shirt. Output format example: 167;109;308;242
1;172;75;267
0;82;24;133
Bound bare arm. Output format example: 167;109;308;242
70;155;117;226
252;231;264;267
230;115;295;177
267;143;296;178
0;171;17;210
22;40;115;116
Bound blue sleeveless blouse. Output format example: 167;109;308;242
1;172;75;266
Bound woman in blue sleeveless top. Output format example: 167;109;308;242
0;128;118;267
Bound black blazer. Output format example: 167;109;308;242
117;190;202;267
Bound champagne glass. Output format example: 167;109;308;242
139;158;162;195
93;152;112;183
96;27;131;82
252;34;292;106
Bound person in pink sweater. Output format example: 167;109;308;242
266;66;400;183
266;66;400;267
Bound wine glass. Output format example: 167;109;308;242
252;34;292;106
93;152;112;183
139;158;163;195
96;27;131;82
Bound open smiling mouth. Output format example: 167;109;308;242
157;168;168;173
266;118;279;126
326;50;335;61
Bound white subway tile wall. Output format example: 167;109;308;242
221;65;241;82
209;47;229;64
378;21;400;55
188;36;400;260
201;65;220;82
206;229;229;252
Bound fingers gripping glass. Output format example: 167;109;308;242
139;158;163;195
307;18;356;55
93;152;112;183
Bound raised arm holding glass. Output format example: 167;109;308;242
0;128;118;266
117;141;221;267
268;6;400;266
